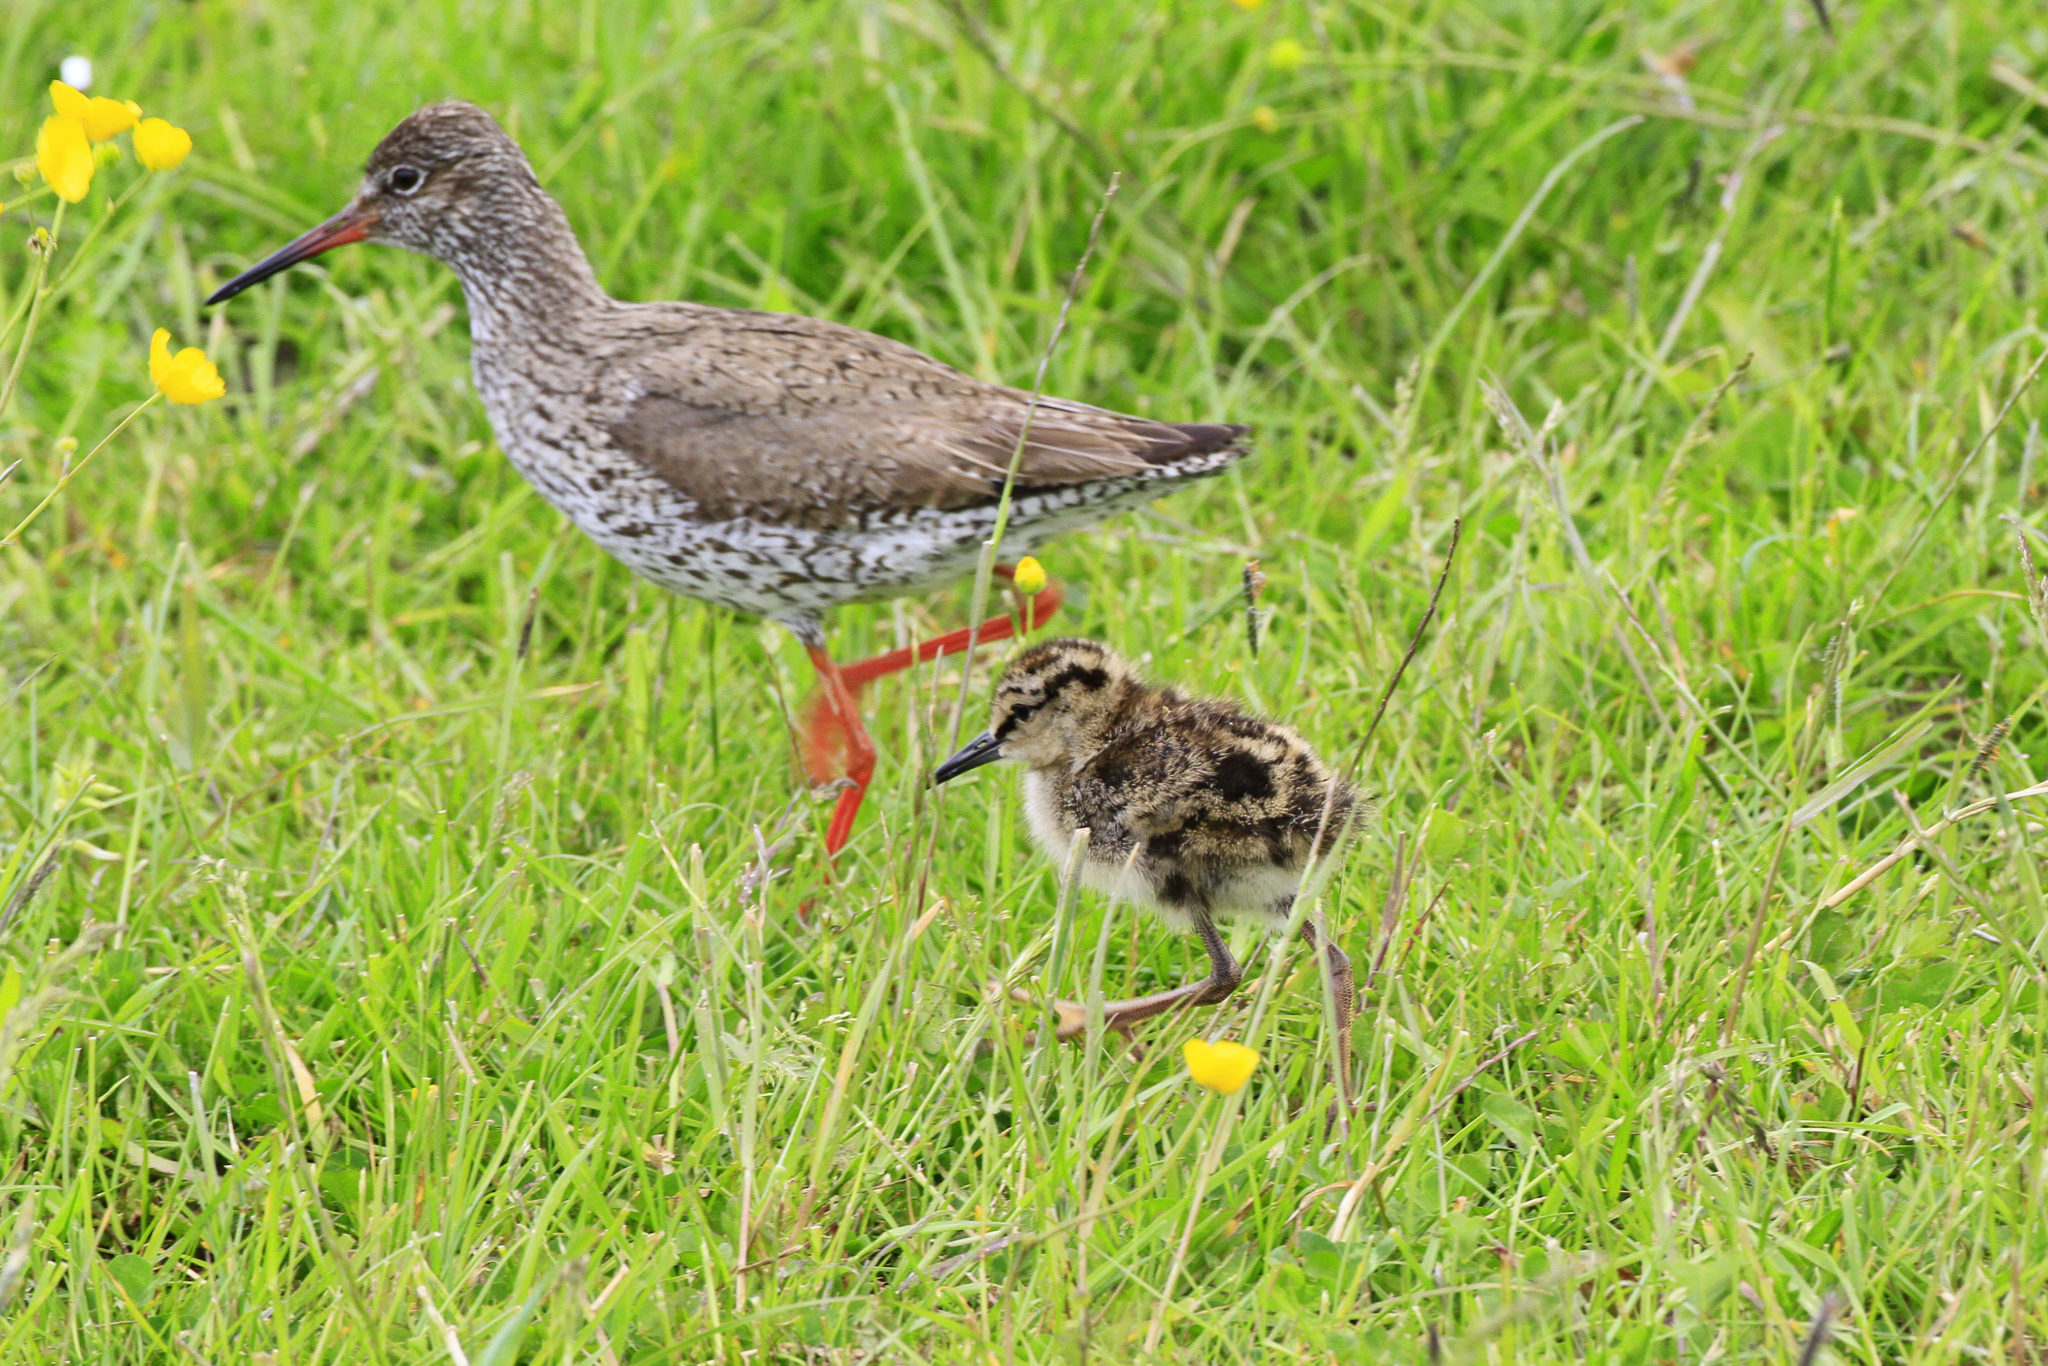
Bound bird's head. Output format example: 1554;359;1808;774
933;639;1139;782
206;101;553;305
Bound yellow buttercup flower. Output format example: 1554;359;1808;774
135;119;194;172
1251;105;1279;134
1268;39;1307;71
49;80;89;121
1013;556;1047;596
1183;1037;1260;1095
36;116;95;203
50;80;138;142
1230;0;1265;8
87;97;139;141
149;329;226;405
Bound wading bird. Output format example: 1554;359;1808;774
207;102;1248;856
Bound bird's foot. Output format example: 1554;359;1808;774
1006;987;1097;1042
994;983;1157;1048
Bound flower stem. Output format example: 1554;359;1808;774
0;392;161;548
0;185;57;217
46;176;155;301
0;200;65;419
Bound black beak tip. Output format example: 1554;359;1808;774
932;732;1005;785
204;267;277;308
202;205;374;309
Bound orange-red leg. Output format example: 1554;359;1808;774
803;646;877;856
801;569;1065;855
839;570;1065;689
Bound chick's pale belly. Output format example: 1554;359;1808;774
1023;770;1198;930
1020;771;1306;932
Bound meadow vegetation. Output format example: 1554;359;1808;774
4;0;2048;1359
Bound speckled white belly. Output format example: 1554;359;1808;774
491;427;1208;625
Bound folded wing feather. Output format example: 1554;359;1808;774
598;307;1246;529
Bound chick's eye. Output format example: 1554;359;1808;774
389;166;424;195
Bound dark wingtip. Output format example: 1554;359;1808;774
1176;421;1251;455
1131;419;1251;468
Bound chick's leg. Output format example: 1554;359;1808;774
1301;917;1356;1115
1021;912;1243;1042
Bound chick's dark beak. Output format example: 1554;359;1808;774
206;203;378;305
933;731;1005;784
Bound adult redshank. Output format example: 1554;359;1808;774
207;102;1249;855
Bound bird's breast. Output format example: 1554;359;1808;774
1020;770;1078;864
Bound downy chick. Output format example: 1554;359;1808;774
933;638;1364;1048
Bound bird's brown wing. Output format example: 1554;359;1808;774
599;305;1247;529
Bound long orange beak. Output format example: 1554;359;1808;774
206;203;377;305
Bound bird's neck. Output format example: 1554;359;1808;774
442;191;614;346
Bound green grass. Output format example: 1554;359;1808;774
4;0;2048;1359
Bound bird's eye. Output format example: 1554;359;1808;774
389;166;425;195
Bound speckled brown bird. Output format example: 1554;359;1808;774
204;101;1249;856
932;639;1363;1048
